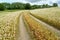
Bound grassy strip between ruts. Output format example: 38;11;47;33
23;12;60;40
23;14;34;40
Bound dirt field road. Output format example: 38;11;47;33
18;14;31;40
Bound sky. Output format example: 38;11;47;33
0;0;60;6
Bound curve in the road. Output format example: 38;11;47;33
29;13;60;37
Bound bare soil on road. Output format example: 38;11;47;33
18;14;31;40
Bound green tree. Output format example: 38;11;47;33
25;3;31;9
1;3;10;9
53;3;58;7
0;4;5;11
32;5;41;9
11;2;25;9
42;4;46;8
45;4;50;8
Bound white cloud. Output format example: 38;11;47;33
25;0;42;3
0;0;60;6
29;0;59;5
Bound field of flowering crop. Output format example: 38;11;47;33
30;7;60;30
0;12;20;40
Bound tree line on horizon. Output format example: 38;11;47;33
0;2;58;11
